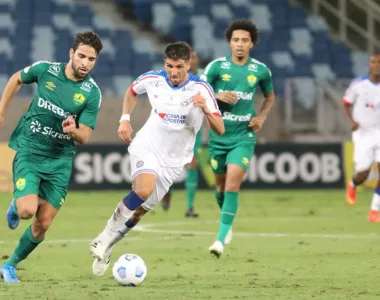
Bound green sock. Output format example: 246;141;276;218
216;192;239;244
215;190;224;210
5;225;44;267
185;169;198;209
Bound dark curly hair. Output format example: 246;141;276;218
164;41;192;61
225;19;260;45
73;31;103;56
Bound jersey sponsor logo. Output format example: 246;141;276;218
220;62;231;69
221;74;231;81
48;64;61;76
80;82;93;92
223;112;252;122
73;93;86;106
29;119;71;140
218;90;253;100
23;66;30;73
15;178;26;191
248;64;258;72
45;81;56;91
247;75;257;87
38;97;71;118
154;109;187;124
365;103;380;110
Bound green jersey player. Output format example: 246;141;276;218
0;32;103;283
204;20;275;258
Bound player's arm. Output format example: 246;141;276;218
62;118;93;144
342;81;359;131
0;71;23;126
193;86;225;136
249;68;275;132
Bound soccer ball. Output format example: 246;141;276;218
112;254;147;286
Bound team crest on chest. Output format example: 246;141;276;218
73;93;86;106
247;75;257;87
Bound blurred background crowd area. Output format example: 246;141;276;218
0;0;378;144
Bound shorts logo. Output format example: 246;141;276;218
242;157;249;166
15;178;26;191
211;159;218;170
136;161;144;168
59;198;65;206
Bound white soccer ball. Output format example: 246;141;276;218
112;253;147;287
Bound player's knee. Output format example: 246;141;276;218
134;188;153;201
225;182;241;192
34;218;52;233
356;169;370;182
17;204;36;219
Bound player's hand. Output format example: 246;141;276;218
351;121;359;131
62;116;76;133
249;115;267;132
118;120;133;143
215;91;237;104
192;92;211;114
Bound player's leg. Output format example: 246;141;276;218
209;144;253;258
185;155;199;217
161;185;173;211
346;139;372;206
367;149;380;221
209;145;228;211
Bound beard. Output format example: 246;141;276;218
72;61;86;79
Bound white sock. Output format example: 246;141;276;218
370;193;380;211
96;200;135;245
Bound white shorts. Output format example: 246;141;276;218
130;152;183;211
352;130;380;172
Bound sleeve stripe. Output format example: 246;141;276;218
130;85;137;96
132;75;159;88
195;82;218;110
342;98;351;106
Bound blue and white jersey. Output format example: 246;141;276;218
343;76;380;131
129;70;221;167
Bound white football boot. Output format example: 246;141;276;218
208;241;224;258
91;247;112;276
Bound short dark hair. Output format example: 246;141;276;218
225;19;260;45
73;31;103;56
164;41;192;61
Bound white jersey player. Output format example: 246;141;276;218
343;53;380;222
89;42;224;276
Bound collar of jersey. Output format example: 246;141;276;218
226;55;251;67
164;71;192;90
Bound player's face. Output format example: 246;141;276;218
190;51;199;74
229;30;253;59
70;44;98;79
164;58;190;86
369;55;380;76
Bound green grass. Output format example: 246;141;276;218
1;189;380;300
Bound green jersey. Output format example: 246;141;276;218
9;61;101;157
203;56;273;145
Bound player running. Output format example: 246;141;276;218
89;41;224;276
0;32;103;283
343;53;380;222
161;50;205;217
203;19;275;257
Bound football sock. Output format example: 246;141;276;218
5;225;43;267
215;190;224;210
185;169;198;210
216;192;238;244
370;188;380;211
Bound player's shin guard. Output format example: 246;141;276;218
215;190;225;210
216;192;238;244
5;225;43;267
185;169;198;210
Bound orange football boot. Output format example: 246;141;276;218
346;181;356;206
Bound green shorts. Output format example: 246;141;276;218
194;129;203;157
12;152;73;210
208;141;255;174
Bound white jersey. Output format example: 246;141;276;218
129;70;221;167
343;76;380;131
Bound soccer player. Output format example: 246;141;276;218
203;20;275;257
0;32;103;283
343;53;380;222
90;41;224;276
161;50;204;217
